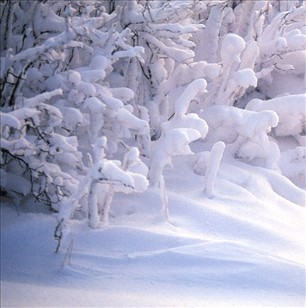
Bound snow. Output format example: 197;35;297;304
1;1;306;307
246;94;306;143
143;33;195;63
0;170;31;196
110;87;134;102
1;154;305;307
67;70;81;86
149;128;201;187
233;68;257;88
175;79;207;117
117;107;149;133
204;141;226;198
279;146;306;189
0;112;21;131
220;33;246;66
200;105;279;145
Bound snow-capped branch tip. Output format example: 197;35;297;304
175;79;207;118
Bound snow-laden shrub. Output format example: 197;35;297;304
149;79;208;218
0;1;83;207
190;1;305;176
246;94;306;146
114;0;207;139
0;89;79;207
56;136;148;241
0;1;149;212
200;105;280;170
190;1;306;110
1;0;304;229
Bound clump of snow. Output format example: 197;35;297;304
110;87;134;103
0;112;21;131
150;78;208;188
67;70;82;86
200;105;278;144
117;107;149;134
233;68;257;88
174;79;207;117
220;33;245;66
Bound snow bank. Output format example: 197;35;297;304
1;153;305;307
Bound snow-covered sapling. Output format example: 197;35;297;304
88;137;108;229
149;79;208;218
98;146;148;225
86;138;148;227
149;128;201;188
149;79;208;187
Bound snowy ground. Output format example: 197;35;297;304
1;146;305;307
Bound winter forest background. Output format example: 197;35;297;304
1;0;306;307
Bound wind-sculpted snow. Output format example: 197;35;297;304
1;155;305;306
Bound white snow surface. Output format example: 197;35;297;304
1;151;305;307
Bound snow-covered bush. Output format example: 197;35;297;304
192;1;305;175
0;1;83;207
87;138;148;228
0;89;79;207
191;1;305;110
56;136;148;237
114;0;207;140
0;1;149;213
200;105;280;169
1;0;305;229
246;94;306;146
